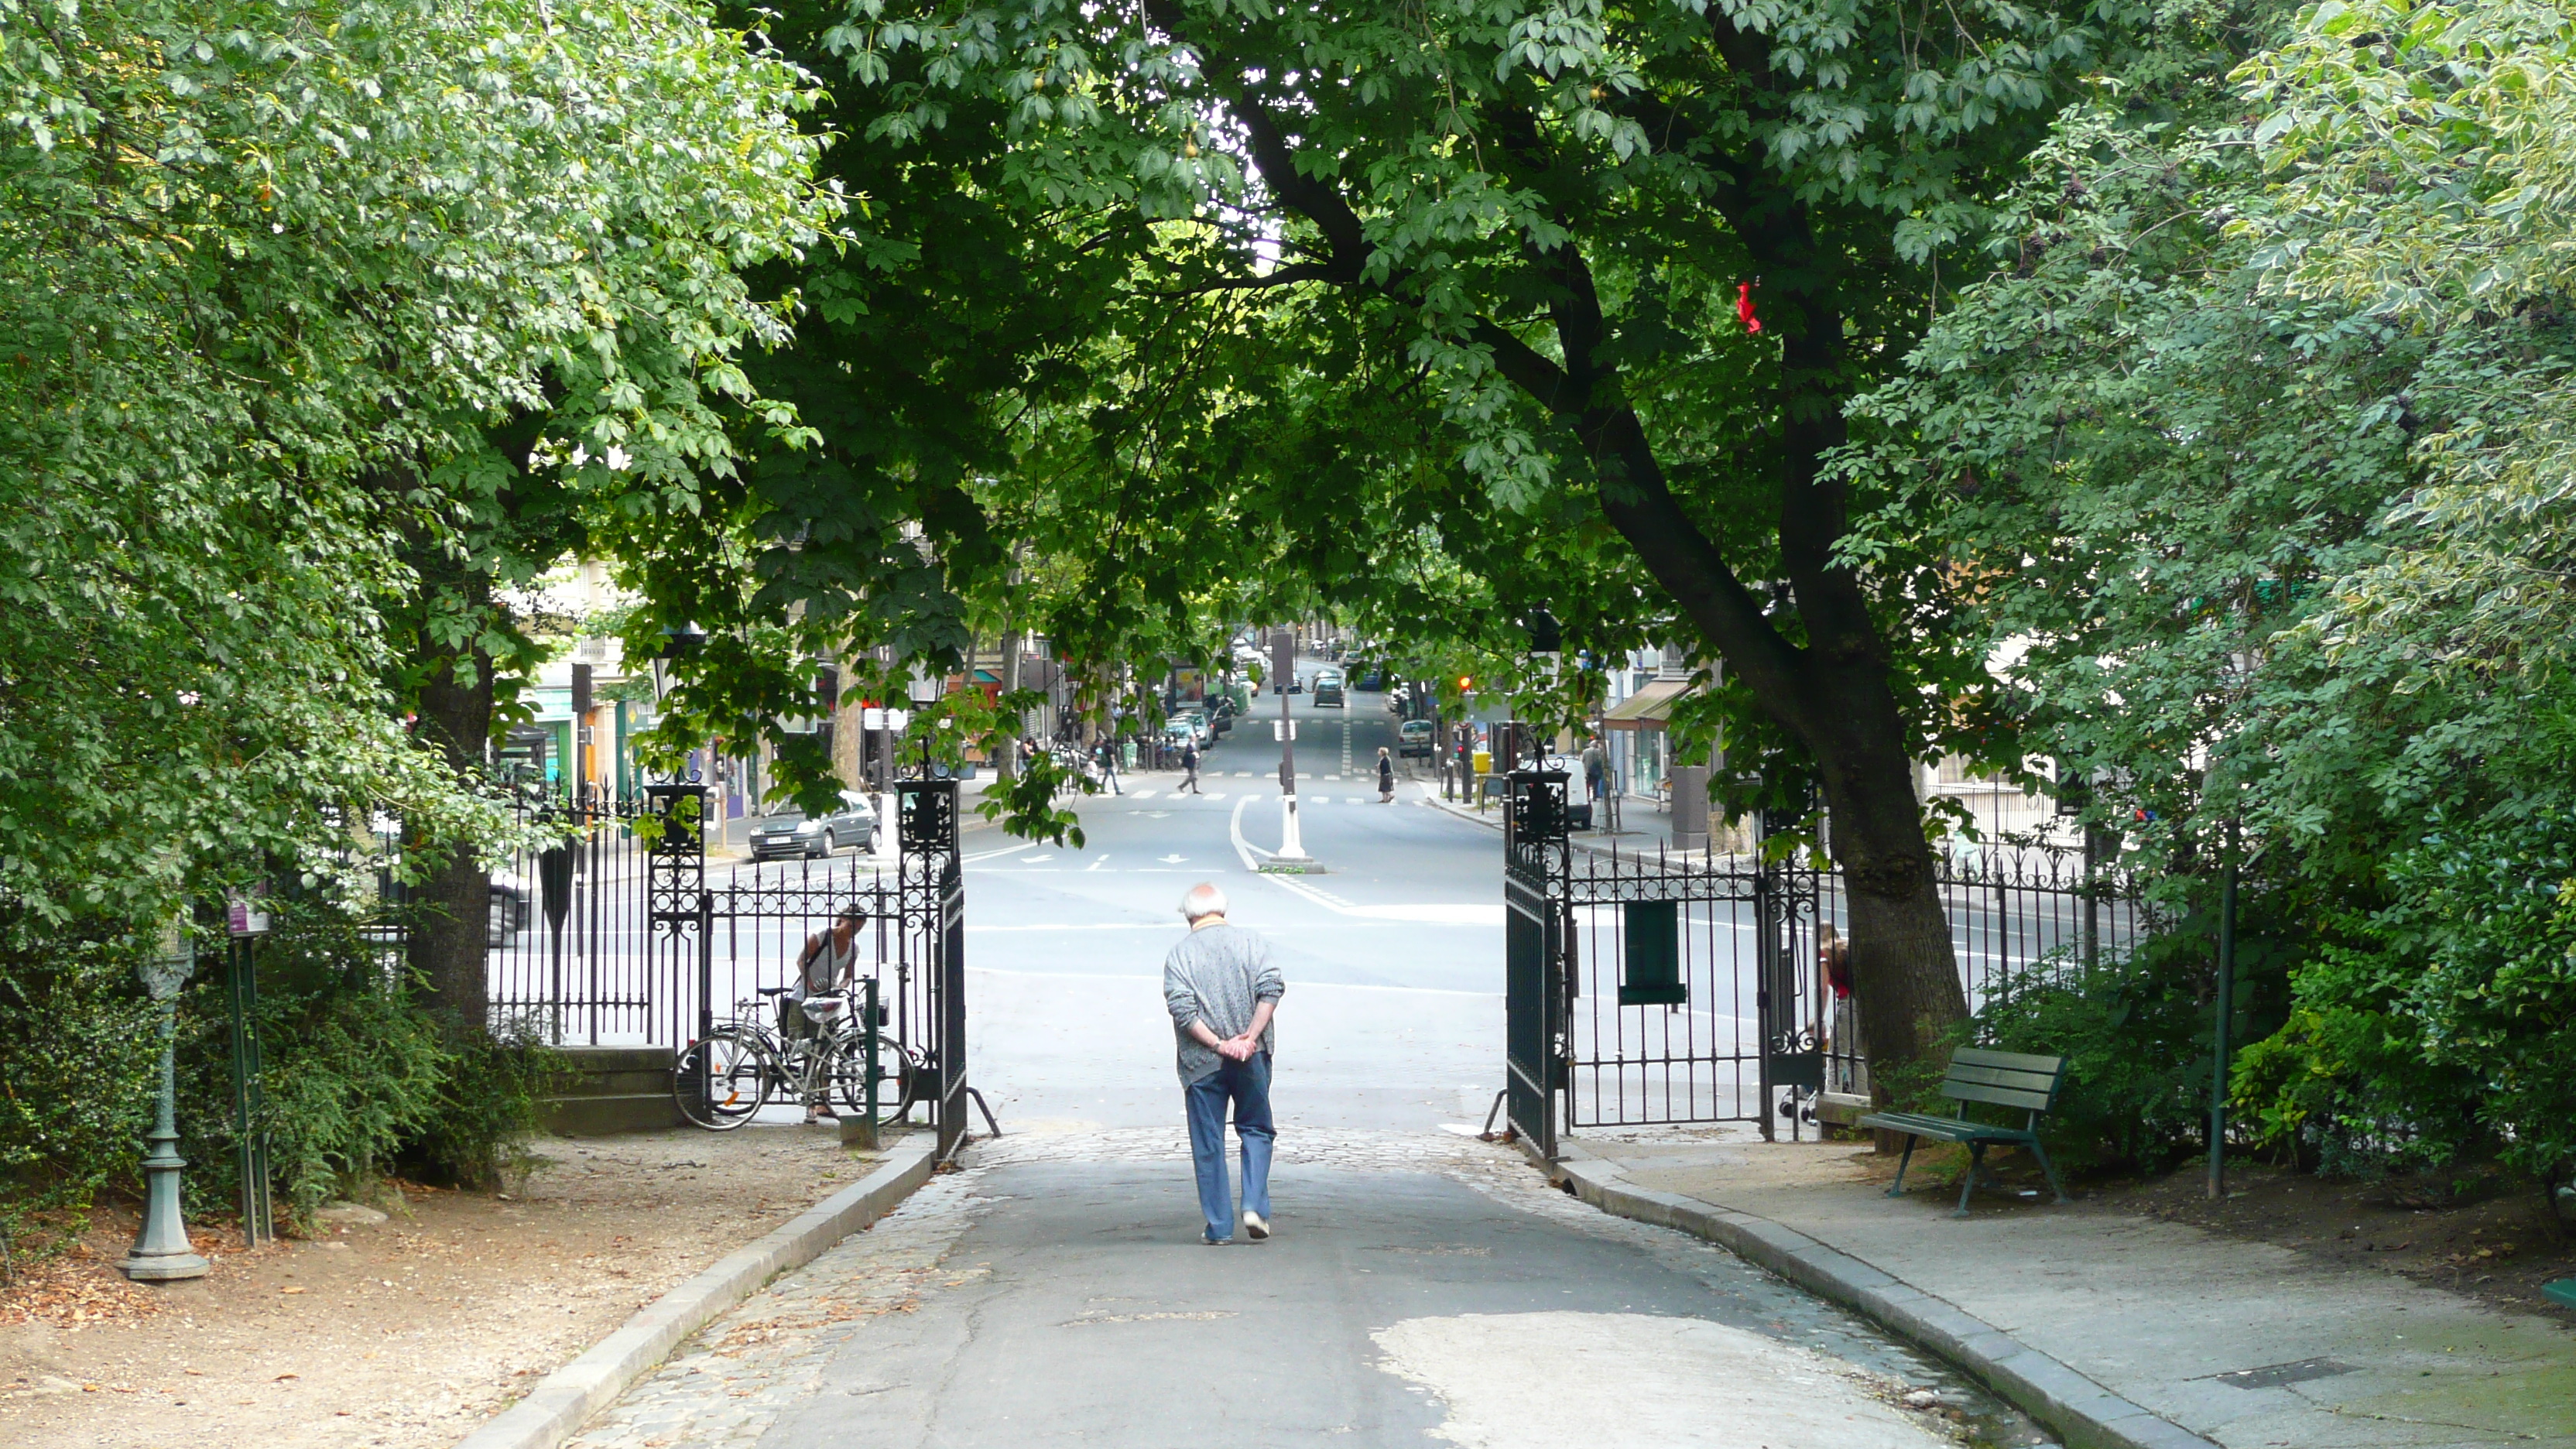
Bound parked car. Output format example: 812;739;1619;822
1173;709;1212;744
488;873;531;945
1399;718;1437;759
748;790;878;860
1311;671;1346;707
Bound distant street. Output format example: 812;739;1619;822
967;674;1495;1132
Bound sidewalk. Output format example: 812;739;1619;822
1553;1130;2576;1449
1424;783;1711;860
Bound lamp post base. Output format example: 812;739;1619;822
118;1246;211;1282
119;1136;207;1282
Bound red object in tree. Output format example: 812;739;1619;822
1736;281;1762;334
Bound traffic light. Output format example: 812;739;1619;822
1458;676;1473;691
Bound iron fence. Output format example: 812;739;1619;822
1511;766;2163;1146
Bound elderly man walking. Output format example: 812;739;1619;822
1163;883;1283;1245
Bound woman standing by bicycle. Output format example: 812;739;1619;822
790;906;865;1124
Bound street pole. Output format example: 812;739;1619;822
1273;628;1311;863
122;916;208;1282
2208;821;2239;1201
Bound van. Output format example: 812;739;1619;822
1399;718;1435;758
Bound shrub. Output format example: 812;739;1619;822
1975;877;2304;1166
2;896;569;1257
0;920;157;1262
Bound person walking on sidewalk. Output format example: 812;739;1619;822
1376;745;1396;803
1179;740;1202;793
1163;883;1281;1245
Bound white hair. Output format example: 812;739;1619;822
1178;882;1229;921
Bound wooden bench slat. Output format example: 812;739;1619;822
1946;1083;2057;1112
1950;1046;2064;1074
1943;1062;2061;1093
1855;1112;2040;1145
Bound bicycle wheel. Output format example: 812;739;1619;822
673;1029;772;1130
833;1036;922;1126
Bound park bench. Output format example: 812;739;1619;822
1857;1046;2070;1218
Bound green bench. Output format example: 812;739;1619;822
1858;1046;2070;1218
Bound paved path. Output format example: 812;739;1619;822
567;1129;2048;1449
1569;1133;2576;1449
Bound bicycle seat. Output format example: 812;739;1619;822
755;985;793;996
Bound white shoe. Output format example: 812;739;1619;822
1242;1210;1271;1241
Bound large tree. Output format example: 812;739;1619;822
806;0;2124;1070
0;0;829;1015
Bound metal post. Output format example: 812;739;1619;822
1273;629;1310;862
122;921;208;1282
1754;808;1777;1144
226;936;272;1249
2208;833;2238;1201
864;975;881;1141
2082;825;2101;973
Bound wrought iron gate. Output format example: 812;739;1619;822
636;779;969;1155
1503;769;1834;1153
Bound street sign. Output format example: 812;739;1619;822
225;889;270;937
1271;627;1295;681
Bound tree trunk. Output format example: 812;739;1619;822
1194;62;1970;1084
409;606;495;1033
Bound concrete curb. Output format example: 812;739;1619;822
453;1137;940;1449
1556;1160;2220;1449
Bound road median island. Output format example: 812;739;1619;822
454;1134;938;1449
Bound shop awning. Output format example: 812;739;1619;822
1601;679;1694;731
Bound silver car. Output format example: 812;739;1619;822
749;790;878;859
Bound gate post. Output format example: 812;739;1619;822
897;779;966;1159
645;783;709;1047
1503;769;1571;1159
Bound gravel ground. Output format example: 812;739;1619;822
0;1122;870;1449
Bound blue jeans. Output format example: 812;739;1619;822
1184;1053;1275;1242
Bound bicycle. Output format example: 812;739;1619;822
672;978;920;1130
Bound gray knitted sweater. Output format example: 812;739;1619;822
1161;923;1284;1084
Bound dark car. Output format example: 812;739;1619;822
1311;671;1347;707
748;790;879;860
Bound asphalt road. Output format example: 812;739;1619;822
562;670;2055;1449
760;1158;1994;1449
965;675;1496;1133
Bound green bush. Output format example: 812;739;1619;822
0;919;157;1261
2;898;568;1256
175;905;570;1227
1973;882;2297;1169
402;1013;571;1192
2235;810;2576;1190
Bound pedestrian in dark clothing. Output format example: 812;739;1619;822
1376;746;1396;803
1180;741;1202;793
1096;738;1123;795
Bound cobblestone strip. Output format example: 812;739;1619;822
560;1126;2008;1448
560;1129;1520;1449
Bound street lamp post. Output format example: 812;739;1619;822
121;917;209;1282
1272;628;1313;864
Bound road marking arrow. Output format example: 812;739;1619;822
1159;854;1187;864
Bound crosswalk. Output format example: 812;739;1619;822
1108;790;1390;805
